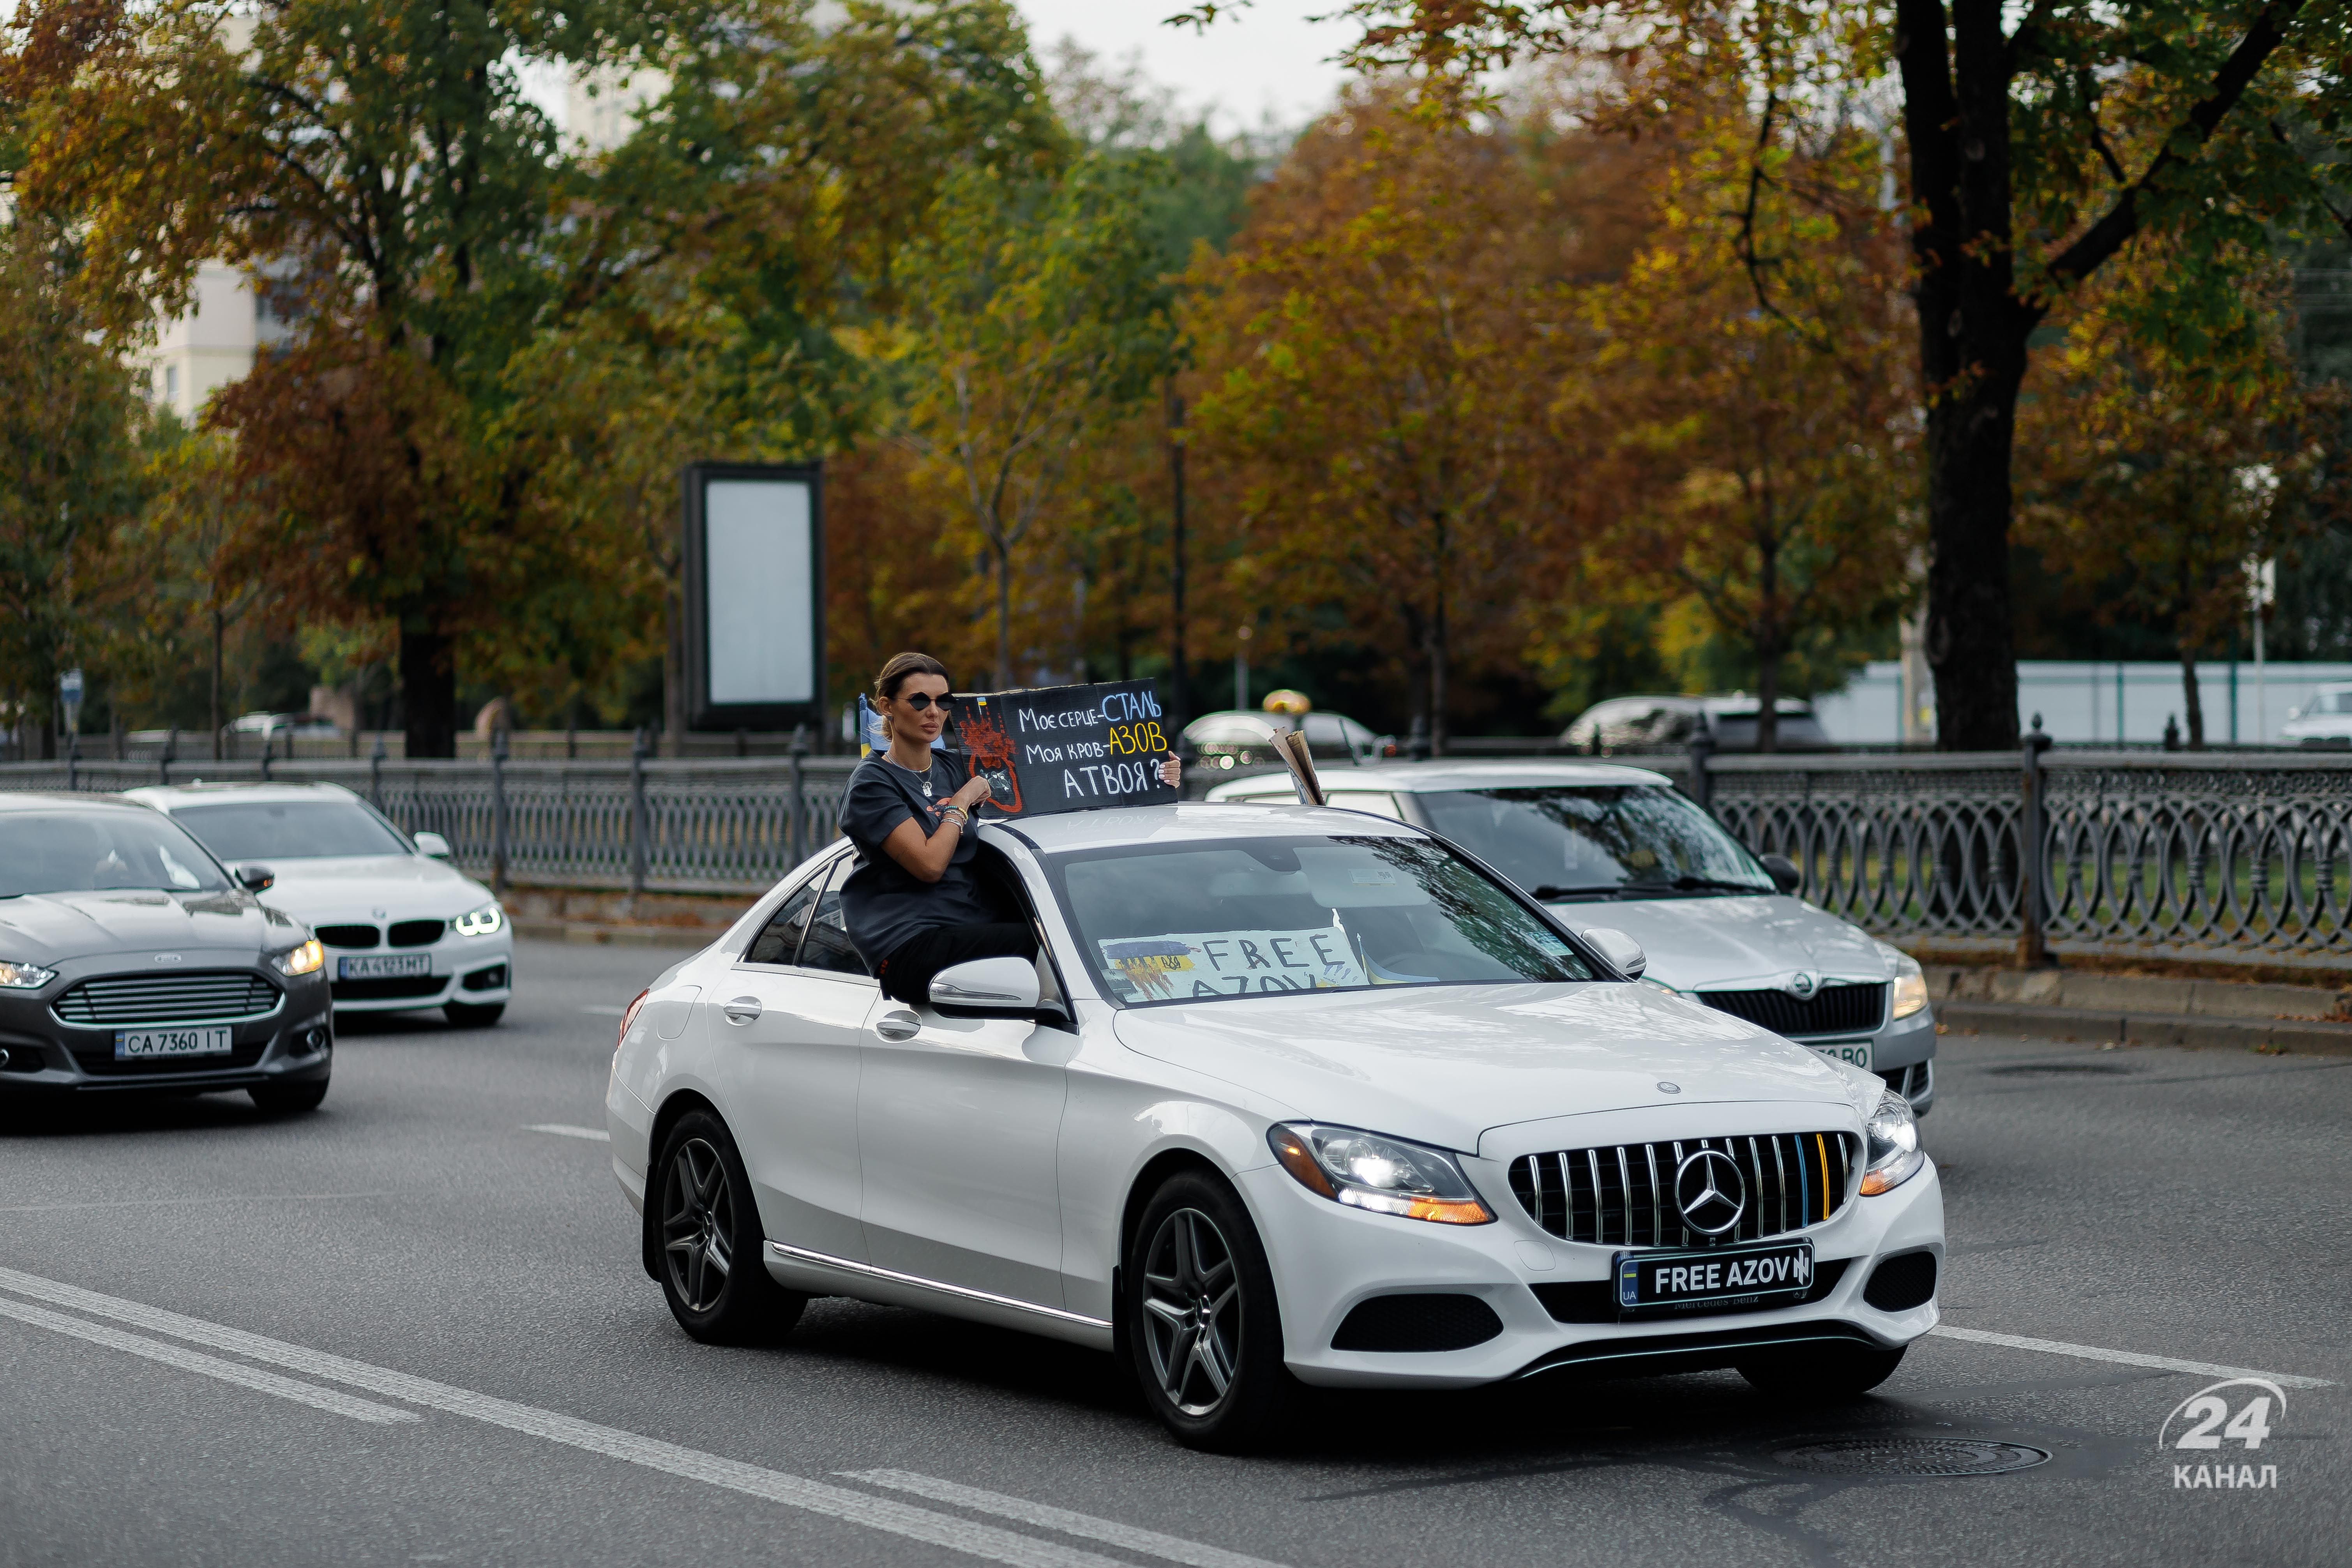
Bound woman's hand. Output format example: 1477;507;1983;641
949;775;994;812
1158;756;1183;787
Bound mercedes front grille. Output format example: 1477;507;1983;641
1508;1132;1858;1248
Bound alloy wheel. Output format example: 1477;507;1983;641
662;1137;734;1313
1140;1207;1241;1416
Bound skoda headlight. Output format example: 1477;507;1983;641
0;959;58;989
1268;1123;1493;1224
1878;941;1928;1019
1859;1091;1925;1195
454;902;505;938
270;939;325;978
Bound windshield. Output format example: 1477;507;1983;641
1044;833;1595;1006
170;798;411;861
0;811;233;897
1414;786;1774;900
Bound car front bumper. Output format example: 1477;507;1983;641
0;971;334;1095
1242;1151;1942;1391
322;931;514;1013
1792;1002;1938;1114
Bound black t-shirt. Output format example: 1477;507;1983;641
837;753;1001;963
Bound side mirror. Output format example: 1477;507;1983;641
1759;853;1802;895
929;956;1041;1018
235;863;275;893
413;831;453;860
1583;926;1647;980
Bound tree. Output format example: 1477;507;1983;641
0;219;148;758
893;152;1180;689
1573;66;1918;749
136;432;273;758
1323;0;2352;749
1184;88;1580;752
2018;253;2342;745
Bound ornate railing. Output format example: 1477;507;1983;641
0;753;856;896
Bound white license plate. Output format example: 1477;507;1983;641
338;954;433;980
115;1026;233;1059
1808;1038;1873;1070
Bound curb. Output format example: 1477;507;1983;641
511;918;719;951
1940;1000;2352;1057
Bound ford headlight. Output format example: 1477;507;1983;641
270;939;325;978
1859;1091;1925;1195
1878;941;1928;1019
1268;1123;1493;1224
0;959;58;989
454;902;505;937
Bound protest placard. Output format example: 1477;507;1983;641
945;680;1179;818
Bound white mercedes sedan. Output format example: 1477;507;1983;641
127;782;514;1027
606;803;1942;1451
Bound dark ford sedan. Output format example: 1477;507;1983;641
0;793;333;1110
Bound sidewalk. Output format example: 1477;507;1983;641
1928;964;2352;1055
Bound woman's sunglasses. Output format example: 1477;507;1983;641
895;692;943;712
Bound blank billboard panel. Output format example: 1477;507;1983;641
705;479;814;704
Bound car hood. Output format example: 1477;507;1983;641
1550;893;1889;993
1111;982;1871;1154
0;889;289;962
252;856;492;919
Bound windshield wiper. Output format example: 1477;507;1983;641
1529;884;1628;901
1662;875;1773;895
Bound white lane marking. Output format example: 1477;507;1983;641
525;1124;611;1142
0;1295;422;1425
0;1268;1157;1568
578;1005;629;1016
1932;1326;2334;1389
842;1469;1285;1568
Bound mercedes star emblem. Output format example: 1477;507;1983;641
1785;970;1819;1000
1674;1148;1747;1237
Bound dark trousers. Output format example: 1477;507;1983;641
877;922;1037;1006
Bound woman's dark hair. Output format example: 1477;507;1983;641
873;652;951;737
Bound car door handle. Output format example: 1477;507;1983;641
874;1009;920;1041
721;996;762;1025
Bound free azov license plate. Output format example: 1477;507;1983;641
115;1026;232;1059
1615;1238;1815;1315
338;953;431;980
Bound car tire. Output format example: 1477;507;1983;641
1123;1169;1298;1452
444;1002;505;1028
249;1075;329;1114
1736;1341;1905;1399
653;1110;806;1345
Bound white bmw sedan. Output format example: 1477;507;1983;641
606;803;1942;1451
127;782;514;1027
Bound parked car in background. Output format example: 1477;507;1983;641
1183;708;1395;769
125;782;513;1027
2281;684;2352;747
0;792;333;1109
1563;694;1833;754
1207;760;1935;1112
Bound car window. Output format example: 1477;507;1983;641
1042;833;1594;1006
0;811;233;897
1302;715;1343;743
796;859;871;977
744;880;821;966
1415;785;1774;900
170;798;412;860
1325;791;1403;820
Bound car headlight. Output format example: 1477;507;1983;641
454;902;504;937
0;959;58;989
1268;1123;1493;1224
270;939;325;978
1859;1091;1925;1195
1878;941;1928;1019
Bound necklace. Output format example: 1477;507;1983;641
885;752;934;797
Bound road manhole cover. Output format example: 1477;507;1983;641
1774;1439;2051;1477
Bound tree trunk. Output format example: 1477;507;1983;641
1921;358;2027;750
210;606;224;761
400;626;459;759
1755;631;1782;754
2180;644;2206;749
994;538;1013;691
1428;588;1449;758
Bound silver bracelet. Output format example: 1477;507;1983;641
941;806;968;828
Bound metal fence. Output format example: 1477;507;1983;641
0;752;857;897
1701;743;2352;971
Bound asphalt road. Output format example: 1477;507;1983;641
3;941;2345;1568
